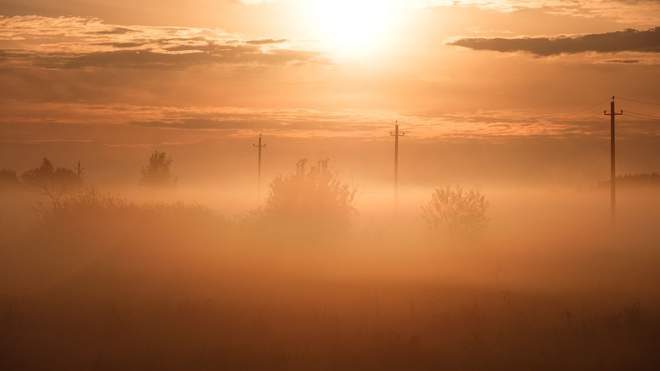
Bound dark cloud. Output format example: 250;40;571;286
605;59;641;63
88;27;138;35
93;42;146;48
25;48;319;70
450;27;660;56
246;38;287;45
0;16;320;70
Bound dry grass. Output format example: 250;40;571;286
1;186;660;371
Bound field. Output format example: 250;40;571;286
2;183;659;371
3;2;660;370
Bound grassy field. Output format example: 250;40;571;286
1;185;660;371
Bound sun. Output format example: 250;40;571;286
302;0;405;59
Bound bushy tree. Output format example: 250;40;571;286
21;158;83;204
258;159;356;237
422;186;488;235
141;151;177;187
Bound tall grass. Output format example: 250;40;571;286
1;185;660;371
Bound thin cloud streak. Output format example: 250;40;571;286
1;102;656;142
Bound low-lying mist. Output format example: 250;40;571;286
1;156;660;371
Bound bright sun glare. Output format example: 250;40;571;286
303;0;405;59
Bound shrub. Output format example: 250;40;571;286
35;189;225;253
256;159;356;238
616;173;660;188
141;151;177;187
21;158;83;205
422;186;488;235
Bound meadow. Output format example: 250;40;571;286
1;169;659;371
3;1;660;369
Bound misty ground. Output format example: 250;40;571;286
1;183;660;371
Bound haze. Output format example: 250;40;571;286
1;1;660;370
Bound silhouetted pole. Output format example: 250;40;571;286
253;134;266;201
390;122;406;211
604;96;623;223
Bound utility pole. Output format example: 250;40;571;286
390;121;406;211
604;96;623;223
75;161;85;180
253;134;266;201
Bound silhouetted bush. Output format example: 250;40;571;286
40;189;212;224
35;189;226;254
422;186;488;235
255;159;355;239
21;158;83;204
597;172;660;190
617;172;660;188
141;151;177;187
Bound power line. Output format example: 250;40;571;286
618;96;660;108
625;110;660;120
571;100;612;116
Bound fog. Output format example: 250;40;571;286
3;1;660;368
1;138;660;371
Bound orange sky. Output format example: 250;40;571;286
1;0;659;181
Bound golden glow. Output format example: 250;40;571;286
302;0;405;59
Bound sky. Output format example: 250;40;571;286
1;0;660;185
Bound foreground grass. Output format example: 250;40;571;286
1;189;659;371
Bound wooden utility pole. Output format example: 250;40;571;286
604;96;623;223
253;134;266;201
390;121;406;211
76;161;83;178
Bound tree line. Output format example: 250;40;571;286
0;150;176;196
2;150;491;236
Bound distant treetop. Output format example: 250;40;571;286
20;158;84;204
141;150;177;187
